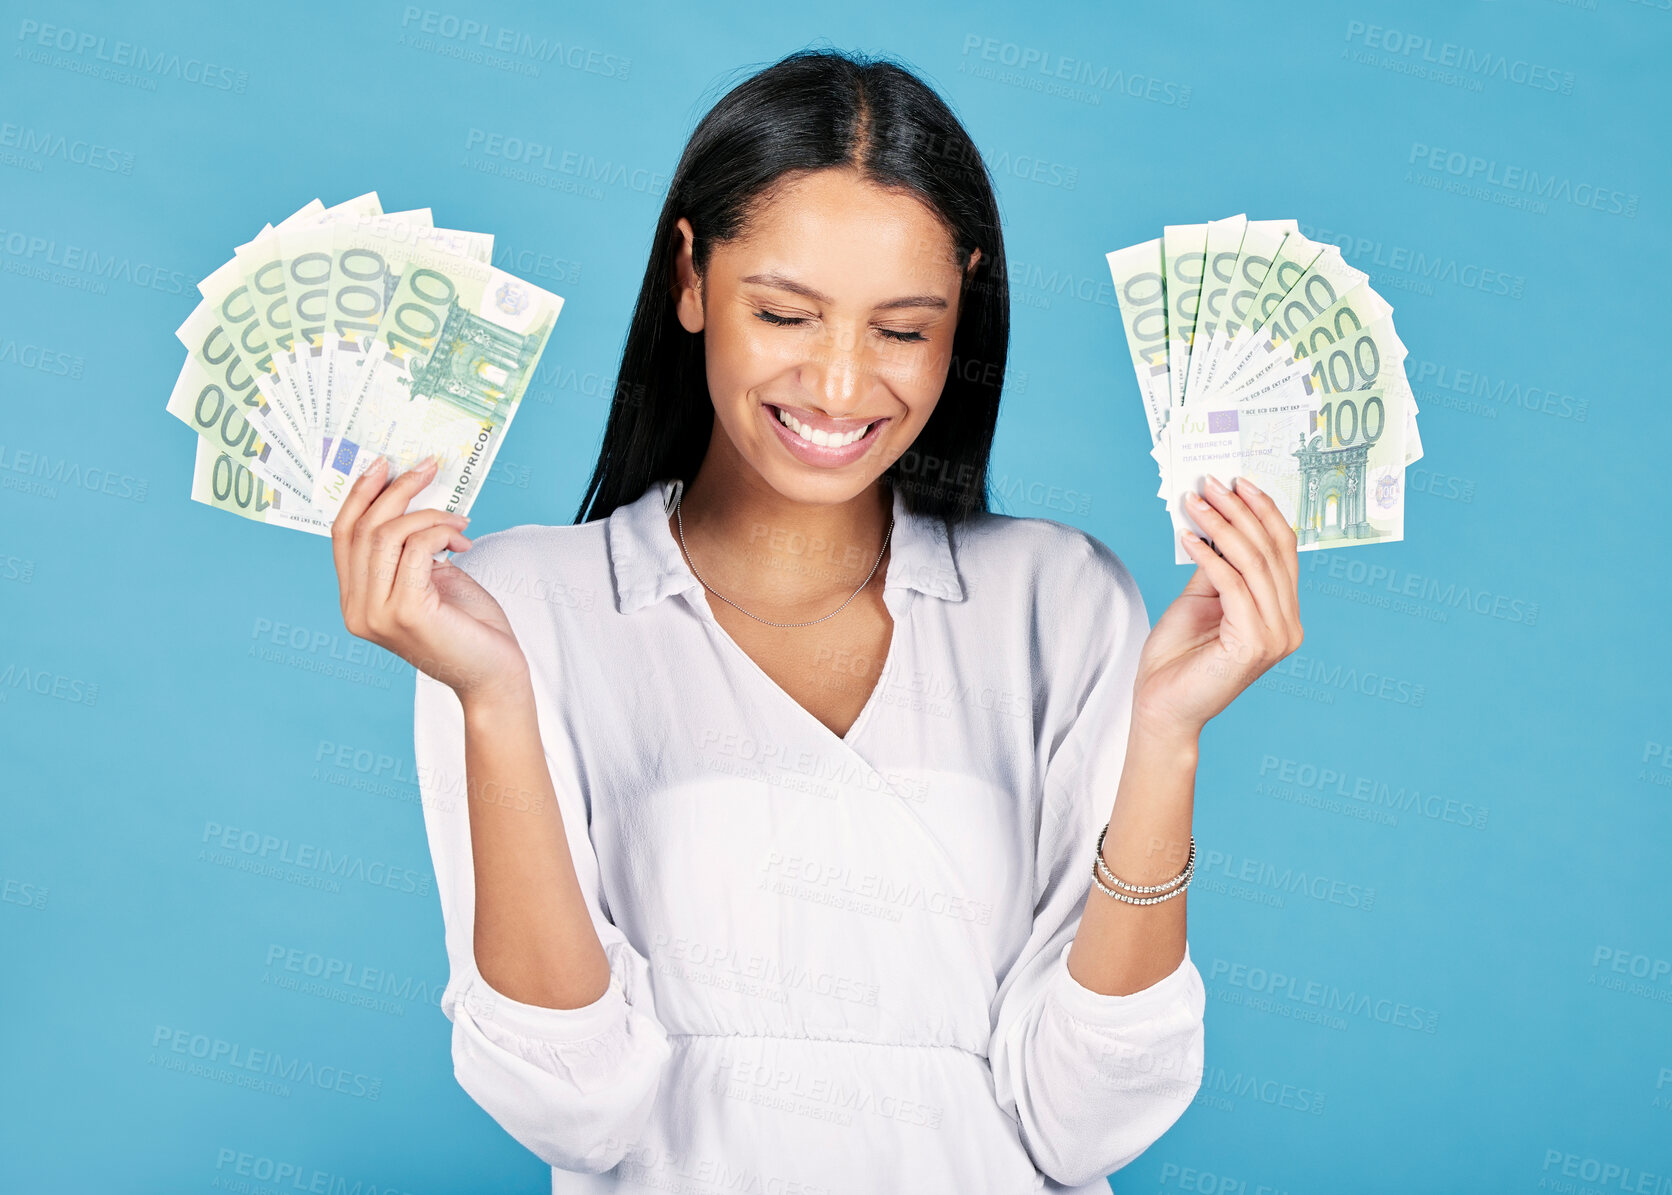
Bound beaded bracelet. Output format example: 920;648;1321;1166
1091;825;1195;906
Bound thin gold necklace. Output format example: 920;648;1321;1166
673;488;894;628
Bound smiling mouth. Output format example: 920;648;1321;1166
766;404;887;449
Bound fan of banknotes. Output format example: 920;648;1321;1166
1107;215;1424;565
166;192;563;537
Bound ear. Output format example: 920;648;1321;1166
964;246;983;278
671;217;705;334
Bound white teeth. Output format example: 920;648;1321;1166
775;407;872;448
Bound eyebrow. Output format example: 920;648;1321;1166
740;271;949;312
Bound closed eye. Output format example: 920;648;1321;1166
753;310;927;343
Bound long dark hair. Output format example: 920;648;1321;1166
572;47;1010;526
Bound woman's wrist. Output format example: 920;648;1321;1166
1129;700;1204;760
459;666;536;725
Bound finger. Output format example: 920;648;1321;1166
332;455;388;610
363;508;472;615
1231;476;1298;586
390;521;474;628
1185;481;1288;635
1231;475;1301;633
348;455;441;625
362;454;441;530
1179;527;1265;639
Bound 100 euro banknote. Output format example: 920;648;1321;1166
312;248;562;521
1163;383;1407;564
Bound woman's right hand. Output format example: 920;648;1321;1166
332;454;530;709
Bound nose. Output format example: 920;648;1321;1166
804;322;866;415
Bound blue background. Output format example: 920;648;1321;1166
3;0;1668;1191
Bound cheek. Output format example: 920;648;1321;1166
879;345;953;405
708;316;803;392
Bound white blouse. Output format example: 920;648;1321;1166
413;476;1206;1194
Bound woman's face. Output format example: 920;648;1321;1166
672;167;977;506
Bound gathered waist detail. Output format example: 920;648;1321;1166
666;1030;990;1058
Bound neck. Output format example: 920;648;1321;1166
670;457;894;614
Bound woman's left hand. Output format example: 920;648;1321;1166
1131;474;1305;741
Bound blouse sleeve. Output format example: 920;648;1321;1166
987;532;1206;1189
413;621;674;1173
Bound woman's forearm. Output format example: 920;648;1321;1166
1063;713;1199;997
462;683;613;1010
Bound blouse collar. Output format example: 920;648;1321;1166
606;476;966;615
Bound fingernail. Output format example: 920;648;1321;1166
1186;491;1207;507
1179;528;1198;544
1205;474;1229;494
1236;475;1261;495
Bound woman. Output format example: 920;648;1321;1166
332;48;1301;1194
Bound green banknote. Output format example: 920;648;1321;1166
282;193;388;461
1185;214;1248;391
240;193;384;441
1223;282;1392;399
1108;212;1422;560
167;355;312;505
316;209;438;470
313;251;561;519
189;436;333;537
319;214;494;473
165;193;560;540
197;204;324;456
1105;238;1170;444
175;298;314;487
1162;384;1406;564
1192;219;1298;396
1218;244;1367;389
232;200;329;438
1162;222;1209;412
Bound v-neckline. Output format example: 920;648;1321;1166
660;484;905;753
698;595;902;750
